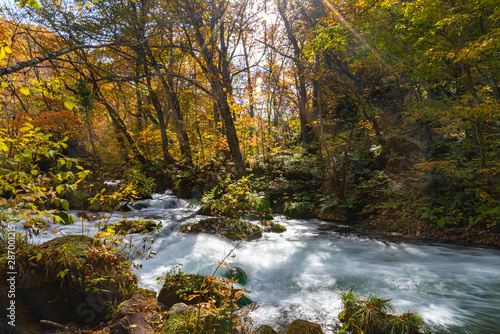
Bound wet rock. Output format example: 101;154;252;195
157;274;204;311
261;221;287;233
102;220;162;234
158;271;253;311
287;319;324;334
318;206;347;222
181;218;263;241
223;266;248;285
255;325;278;334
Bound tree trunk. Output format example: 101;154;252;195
277;0;314;145
95;94;148;165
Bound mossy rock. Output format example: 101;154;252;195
261;221;287;233
287;319;324;334
0;235;137;330
255;325;278;334
158;271;252;311
181;218;263;241
157;273;206;310
103;220;162;234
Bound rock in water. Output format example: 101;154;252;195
255;324;278;334
223;266;248;285
287;319;324;334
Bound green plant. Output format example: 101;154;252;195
0;235;137;306
201;175;271;218
0;123;89;241
283;194;314;219
338;289;426;334
160;305;231;334
383;312;426;334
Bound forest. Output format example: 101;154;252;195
0;0;499;333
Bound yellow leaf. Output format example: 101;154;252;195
64;100;76;110
1;82;8;88
20;87;30;95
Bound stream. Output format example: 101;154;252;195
31;191;500;334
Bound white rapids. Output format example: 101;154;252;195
27;191;500;334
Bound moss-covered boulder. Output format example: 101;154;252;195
181;218;263;241
157;270;252;312
287;319;324;334
0;235;137;330
158;273;206;310
261;221;287;233
103;220;162;234
255;325;278;334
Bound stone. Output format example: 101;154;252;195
181;218;263;241
103;220;162;234
255;325;278;334
287;319;324;334
113;291;159;319
318;206;347;222
110;291;158;334
168;303;189;315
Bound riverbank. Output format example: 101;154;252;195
362;213;500;249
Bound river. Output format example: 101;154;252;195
32;191;500;333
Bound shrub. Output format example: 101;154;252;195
338;289;426;334
200;175;271;219
157;265;256;333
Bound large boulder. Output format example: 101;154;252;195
102;220;162;234
287;319;324;334
0;235;136;331
255;324;278;334
318;206;347;222
158;271;252;312
109;290;159;334
181;218;263;241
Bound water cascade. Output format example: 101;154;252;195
32;191;500;333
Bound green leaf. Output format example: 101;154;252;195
52;215;64;223
56;185;64;194
31;0;40;10
0;142;8;151
0;169;11;176
61;199;69;211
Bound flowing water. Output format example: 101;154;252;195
32;191;500;334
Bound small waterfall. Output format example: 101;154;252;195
129;192;188;211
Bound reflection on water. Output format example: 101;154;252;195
33;192;500;334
